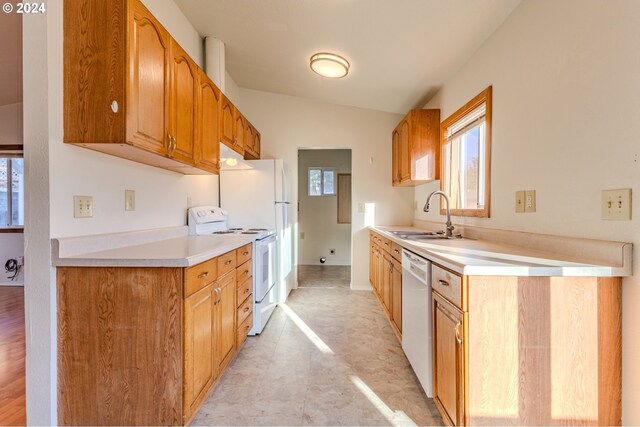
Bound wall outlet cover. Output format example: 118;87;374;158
125;190;135;211
602;188;632;220
73;195;93;218
524;190;536;213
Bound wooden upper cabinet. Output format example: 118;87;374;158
392;109;440;186
220;94;235;148
254;131;261;157
231;110;245;155
127;0;170;155
243;121;256;159
64;0;215;175
195;71;221;174
168;39;198;165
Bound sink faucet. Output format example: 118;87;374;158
423;191;455;238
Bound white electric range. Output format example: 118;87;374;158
188;206;278;335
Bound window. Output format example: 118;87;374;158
308;167;336;196
441;86;492;217
0;156;24;228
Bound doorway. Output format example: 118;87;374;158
297;149;352;288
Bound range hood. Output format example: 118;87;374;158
219;143;253;170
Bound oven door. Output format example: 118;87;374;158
254;234;277;303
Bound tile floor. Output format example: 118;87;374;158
297;265;351;288
192;267;443;426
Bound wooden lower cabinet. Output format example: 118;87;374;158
57;244;255;426
432;291;466;426
430;263;622;426
369;231;402;341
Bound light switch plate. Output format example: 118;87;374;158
525;190;536;213
515;191;525;213
358;202;366;213
602;188;632;220
125;190;135;211
74;195;93;218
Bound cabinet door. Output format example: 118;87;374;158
232;110;245;155
127;0;170;154
184;284;216;416
391;258;402;333
369;241;376;288
392;129;400;185
398;120;411;182
196;72;221;173
220;94;235;148
215;271;237;372
254;131;261;158
168;39;197;164
382;253;392;314
433;292;466;426
244;120;256;158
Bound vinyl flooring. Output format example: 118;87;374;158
0;286;26;426
192;270;443;426
297;265;351;288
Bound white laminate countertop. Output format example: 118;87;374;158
371;225;632;277
52;227;257;268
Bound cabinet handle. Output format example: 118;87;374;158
394;249;400;254
455;321;463;344
244;307;250;312
171;135;177;153
110;100;119;113
243;270;249;276
242;251;249;256
225;260;232;265
197;271;209;279
438;279;450;287
213;288;219;305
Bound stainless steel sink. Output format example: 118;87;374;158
387;230;467;240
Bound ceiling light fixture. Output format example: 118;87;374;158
310;53;350;79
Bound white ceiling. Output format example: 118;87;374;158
0;12;22;106
175;0;521;113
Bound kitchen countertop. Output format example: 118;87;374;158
52;226;257;267
371;225;632;277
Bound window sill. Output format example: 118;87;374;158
0;228;24;234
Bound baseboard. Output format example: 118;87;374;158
0;281;23;287
298;259;351;266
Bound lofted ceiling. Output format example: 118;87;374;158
175;0;521;114
0;12;22;106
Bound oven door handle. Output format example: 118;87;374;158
255;282;277;304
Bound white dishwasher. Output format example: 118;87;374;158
401;249;433;397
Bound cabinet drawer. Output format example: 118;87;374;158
236;244;252;266
237;314;253;348
236;276;252;307
217;250;237;278
237;293;253;326
380;237;392;253
185;257;217;297
432;264;464;310
391;242;403;261
236;260;252;284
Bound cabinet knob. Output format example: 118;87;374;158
110;100;119;113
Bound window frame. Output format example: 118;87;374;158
0;146;24;232
308;167;337;197
440;86;492;218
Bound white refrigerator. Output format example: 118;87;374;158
220;159;294;303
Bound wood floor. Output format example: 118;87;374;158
0;286;26;426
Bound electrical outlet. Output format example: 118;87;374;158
515;191;525;213
602;188;632;220
125;190;135;211
73;195;93;218
358;202;366;213
330;248;335;255
525;190;536;213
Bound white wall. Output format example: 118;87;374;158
238;88;412;289
24;0;215;422
413;0;640;423
0;234;23;284
0;102;23;145
298;149;352;265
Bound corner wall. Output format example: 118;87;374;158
0;103;23;145
414;1;640;423
239;88;412;289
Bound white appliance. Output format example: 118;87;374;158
220;159;293;304
402;248;433;397
187;206;278;335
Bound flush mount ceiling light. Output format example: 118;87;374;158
310;53;350;78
